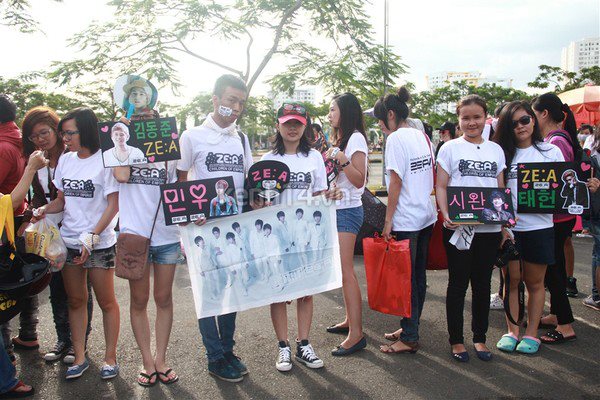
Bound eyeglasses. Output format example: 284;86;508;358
28;129;52;142
61;130;80;137
512;115;532;129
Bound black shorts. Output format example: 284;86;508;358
513;228;555;265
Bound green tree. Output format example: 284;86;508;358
50;0;405;102
528;65;600;92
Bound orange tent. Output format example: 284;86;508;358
558;85;600;127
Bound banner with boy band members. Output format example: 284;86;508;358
179;200;342;319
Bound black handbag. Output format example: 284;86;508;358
0;195;51;324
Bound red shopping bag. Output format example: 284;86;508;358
362;236;411;317
427;212;448;270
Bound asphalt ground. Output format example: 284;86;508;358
7;236;600;400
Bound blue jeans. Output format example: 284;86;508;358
588;220;600;300
0;335;17;394
49;271;94;345
392;224;434;342
198;312;236;362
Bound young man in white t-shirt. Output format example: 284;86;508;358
176;74;251;383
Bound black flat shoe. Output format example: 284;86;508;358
331;337;367;356
326;325;349;334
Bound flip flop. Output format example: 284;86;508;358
516;336;541;354
137;371;158;387
540;330;577;345
0;381;34;398
384;330;402;341
379;340;419;354
157;368;179;384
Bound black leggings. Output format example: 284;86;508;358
443;228;501;345
545;219;575;325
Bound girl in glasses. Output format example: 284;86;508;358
19;107;94;365
32;107;120;380
492;101;563;354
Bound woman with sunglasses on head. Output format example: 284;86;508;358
531;93;580;345
324;93;368;356
32;107;120;380
20;107;94;365
493;101;564;354
436;94;509;363
373;87;436;354
261;102;335;372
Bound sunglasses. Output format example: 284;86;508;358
282;103;306;116
28;129;52;142
512;115;532;129
61;130;80;137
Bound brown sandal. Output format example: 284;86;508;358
383;329;402;341
379;340;419;354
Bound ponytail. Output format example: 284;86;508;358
373;86;411;130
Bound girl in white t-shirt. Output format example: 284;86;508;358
374;87;437;354
113;114;181;386
260;102;332;372
20;106;94;364
34;108;120;380
492;101;564;354
436;95;510;363
324;92;368;356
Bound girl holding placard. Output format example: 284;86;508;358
32;108;120;380
493;101;564;354
436;95;509;363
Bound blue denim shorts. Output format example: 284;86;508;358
66;246;116;269
336;206;364;234
148;242;181;265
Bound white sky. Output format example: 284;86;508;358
1;0;599;104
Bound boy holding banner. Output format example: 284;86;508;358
177;75;253;383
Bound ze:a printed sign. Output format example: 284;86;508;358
517;162;591;215
447;187;515;225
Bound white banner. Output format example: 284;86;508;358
180;198;342;318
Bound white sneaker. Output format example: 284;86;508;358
295;341;324;369
276;344;292;372
490;293;504;310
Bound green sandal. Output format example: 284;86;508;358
496;333;519;352
515;336;540;354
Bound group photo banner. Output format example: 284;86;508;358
447;187;515;224
179;199;342;319
517;161;592;215
98;117;180;167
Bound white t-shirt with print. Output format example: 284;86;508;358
261;149;328;206
385;127;437;231
118;161;180;246
178;125;253;209
436;136;506;233
506;142;564;232
53;151;119;249
336;131;368;210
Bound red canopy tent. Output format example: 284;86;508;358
558;85;600;127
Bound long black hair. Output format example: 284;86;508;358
271;114;313;156
532;92;582;158
332;92;367;151
58;107;100;154
373;87;410;130
493;101;545;166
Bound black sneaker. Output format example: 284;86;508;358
566;277;578;297
295;340;324;369
44;341;69;362
208;358;243;382
224;351;248;375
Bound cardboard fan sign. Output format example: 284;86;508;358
113;75;158;119
322;151;338;188
517;162;592;215
447;187;516;225
246;160;291;202
160;177;237;225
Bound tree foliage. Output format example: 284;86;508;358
528;65;600;92
0;0;61;33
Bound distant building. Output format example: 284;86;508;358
561;38;600;73
271;86;320;108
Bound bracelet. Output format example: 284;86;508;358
339;160;351;169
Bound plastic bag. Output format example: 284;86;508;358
24;218;67;272
362;236;411;317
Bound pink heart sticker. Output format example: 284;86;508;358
171;132;178;139
101;126;109;133
521;183;529;189
148;156;155;162
552;183;559;189
581;162;591;172
504;204;508;209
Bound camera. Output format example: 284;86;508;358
495;240;520;268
